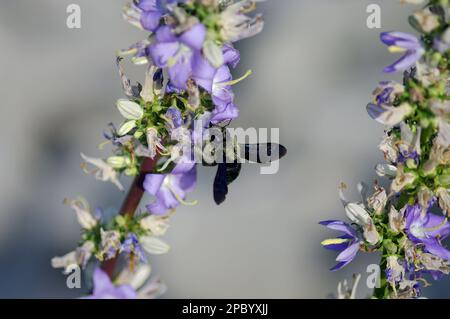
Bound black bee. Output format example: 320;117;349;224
202;126;287;205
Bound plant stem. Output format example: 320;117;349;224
101;157;159;278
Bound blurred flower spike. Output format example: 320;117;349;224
320;0;450;299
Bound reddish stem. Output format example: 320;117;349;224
101;157;159;278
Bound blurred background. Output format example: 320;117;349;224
1;0;449;298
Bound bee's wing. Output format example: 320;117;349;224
239;143;287;163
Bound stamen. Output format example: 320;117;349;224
321;238;349;246
423;217;449;233
158;158;173;172
221;70;253;86
158;149;172;156
98;140;112;150
388;46;407;53
170;187;198;206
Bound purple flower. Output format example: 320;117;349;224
121;233;147;263
366;102;412;127
194;45;241;124
380;32;424;73
373;81;404;106
223;44;241;69
144;162;197;215
398;150;419;165
211;103;239;124
137;0;164;32
165;107;184;129
84;268;137;299
202;65;239;124
137;0;185;32
149;24;207;90
194;45;240;96
405;204;450;261
320;220;361;271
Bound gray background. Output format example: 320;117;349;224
0;0;449;298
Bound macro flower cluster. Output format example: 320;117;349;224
321;0;450;299
52;0;268;298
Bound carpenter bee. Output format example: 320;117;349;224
201;126;287;205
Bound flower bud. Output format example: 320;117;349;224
375;164;397;178
107;156;130;169
117;99;144;120
383;239;398;255
437;174;450;187
140;215;170;237
140;236;170;255
345;203;371;226
64;198;97;230
118;120;137;136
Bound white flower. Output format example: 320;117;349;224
137;278;167;299
219;0;264;43
146;128;166;159
140;215;170;237
418;253;450;274
64;197;97;230
437;119;450;148
412;8;440;33
416;61;440;87
397;280;421;299
51;241;95;272
140;66;157;103
363;221;381;245
140;236;170;255
386;256;405;286
399;122;421;158
389;206;406;233
367;186;387;215
390;165;416;194
115;264;167;299
336;274;361;299
51;251;77;273
77;241;95;267
339;184;380;244
379;134;399;163
418;187;433;214
81;153;124;191
437;187;450;214
99;229;121;260
116;264;152;290
339;185;372;226
423;126;450;175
